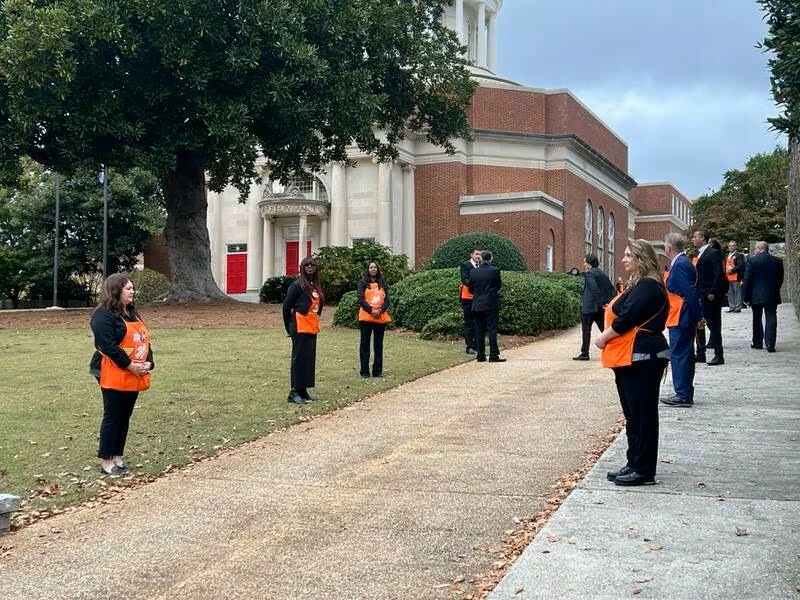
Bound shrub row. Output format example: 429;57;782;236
333;268;581;338
426;231;527;271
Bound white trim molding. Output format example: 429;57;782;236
459;190;564;220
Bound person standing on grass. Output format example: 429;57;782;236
90;273;153;476
357;261;392;378
283;256;324;404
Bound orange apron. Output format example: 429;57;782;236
358;283;392;324
663;271;683;328
601;293;663;369
725;256;737;282
295;290;321;334
99;319;151;391
459;283;474;301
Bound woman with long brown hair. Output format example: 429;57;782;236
282;256;324;404
90;273;154;475
595;240;669;486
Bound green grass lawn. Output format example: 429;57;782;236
0;326;471;511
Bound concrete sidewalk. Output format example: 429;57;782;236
491;303;800;599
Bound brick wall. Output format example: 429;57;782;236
469;87;546;134
415;162;466;266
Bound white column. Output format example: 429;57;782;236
377;161;393;246
298;214;308;266
402;165;416;267
487;12;497;72
262;218;274;280
245;183;263;294
320;216;329;248
477;1;487;69
209;189;225;287
455;0;464;45
330;162;347;246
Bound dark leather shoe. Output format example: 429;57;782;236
750;344;763;350
660;394;693;407
614;471;656;486
767;346;776;353
299;391;317;402
466;348;477;355
488;357;506;362
573;354;590;361
372;372;382;378
606;465;632;481
476;356;486;362
100;465;124;476
694;354;706;363
707;355;725;366
287;391;306;404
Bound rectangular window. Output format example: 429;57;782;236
352;237;375;246
226;243;247;253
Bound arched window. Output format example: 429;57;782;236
607;212;615;276
596;207;604;269
584;200;593;255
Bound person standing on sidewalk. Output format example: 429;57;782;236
283;257;324;404
660;234;702;408
574;253;616;361
90;274;154;476
459;248;482;355
468;250;506;363
725;240;745;312
357;261;392;378
743;241;784;353
692;230;727;365
595;240;669;486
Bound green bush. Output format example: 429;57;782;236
259;276;295;304
427;232;527;271
315;242;411;303
332;291;360;328
129;268;169;304
419;310;463;339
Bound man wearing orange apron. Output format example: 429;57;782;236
460;248;481;355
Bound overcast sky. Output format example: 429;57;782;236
495;0;785;199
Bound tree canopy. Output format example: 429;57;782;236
691;147;788;245
0;0;476;300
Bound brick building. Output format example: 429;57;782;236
201;0;688;299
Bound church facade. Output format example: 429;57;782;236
198;0;691;298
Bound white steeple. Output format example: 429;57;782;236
444;0;503;75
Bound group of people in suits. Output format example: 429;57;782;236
460;248;506;363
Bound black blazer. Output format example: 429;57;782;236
468;264;502;312
695;246;728;298
282;279;324;334
743;252;784;306
581;267;616;313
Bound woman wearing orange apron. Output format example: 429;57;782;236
357;261;392;377
282;256;324;404
595;240;669;486
89;273;154;475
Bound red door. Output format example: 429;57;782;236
226;253;247;293
285;241;312;276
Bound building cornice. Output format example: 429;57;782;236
459;190;564;220
634;213;690;229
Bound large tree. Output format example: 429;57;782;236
758;0;800;318
0;0;475;301
691;147;788;245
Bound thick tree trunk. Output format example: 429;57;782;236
163;153;228;302
788;136;800;319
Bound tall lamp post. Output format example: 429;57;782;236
101;166;108;278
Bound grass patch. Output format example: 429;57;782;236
0;326;471;512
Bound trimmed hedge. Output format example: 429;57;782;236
259;276;295;304
129;268;169;304
427;232;527;271
332;267;581;337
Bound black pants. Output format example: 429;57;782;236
97;388;138;459
613;358;667;477
289;322;317;393
359;321;386;376
473;309;499;360
751;303;778;349
580;310;604;355
702;296;723;357
461;301;476;350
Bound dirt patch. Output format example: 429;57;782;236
0;300;543;348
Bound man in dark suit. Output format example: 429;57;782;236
691;230;728;365
743;241;784;352
573;253;616;361
459;248;482;355
661;233;703;407
468;250;505;363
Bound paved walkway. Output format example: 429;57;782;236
491;303;800;599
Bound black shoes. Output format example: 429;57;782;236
287;391;306;404
476;356;487;362
707;355;725;366
100;465;124;476
694;354;706;363
488;357;507;363
750;344;763;350
606;465;632;481
660;394;693;407
573;354;590;361
299;390;317;402
614;471;656;486
767;346;776;353
466;348;477;355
